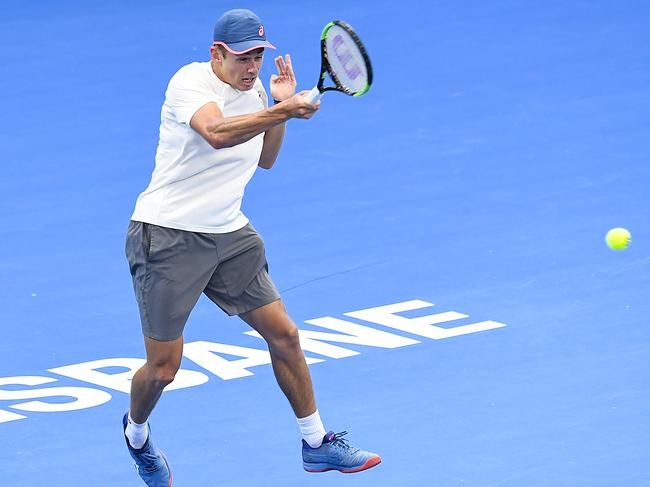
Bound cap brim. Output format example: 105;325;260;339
214;40;276;55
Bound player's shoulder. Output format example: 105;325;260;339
169;61;211;85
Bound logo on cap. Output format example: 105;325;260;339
259;25;264;36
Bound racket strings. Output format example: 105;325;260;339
324;25;369;94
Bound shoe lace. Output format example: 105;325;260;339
134;450;162;473
330;431;359;454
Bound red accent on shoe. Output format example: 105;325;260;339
304;455;382;474
341;455;382;473
160;450;173;486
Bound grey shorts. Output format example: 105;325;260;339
125;221;281;341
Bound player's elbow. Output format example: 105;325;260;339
207;135;229;150
258;159;275;170
203;127;237;150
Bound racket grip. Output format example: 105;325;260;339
305;86;322;103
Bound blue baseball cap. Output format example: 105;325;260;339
213;9;276;54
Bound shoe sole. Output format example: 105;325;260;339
159;450;173;487
304;455;382;473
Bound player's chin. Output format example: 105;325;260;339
240;77;256;90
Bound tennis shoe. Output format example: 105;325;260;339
122;413;172;487
302;431;381;473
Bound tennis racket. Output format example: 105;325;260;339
305;20;373;103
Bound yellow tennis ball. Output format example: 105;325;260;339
605;227;631;250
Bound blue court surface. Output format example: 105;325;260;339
2;1;649;486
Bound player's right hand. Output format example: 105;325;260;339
282;91;320;119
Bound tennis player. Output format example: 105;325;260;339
122;9;380;486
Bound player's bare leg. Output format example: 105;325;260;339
239;299;381;473
239;299;316;417
130;336;184;423
122;336;182;486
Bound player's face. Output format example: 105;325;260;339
217;47;265;91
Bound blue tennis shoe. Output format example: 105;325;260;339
302;431;381;473
122;413;172;487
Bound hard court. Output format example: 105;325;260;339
1;1;649;486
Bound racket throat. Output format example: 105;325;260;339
306;86;323;103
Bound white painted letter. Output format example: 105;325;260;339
50;358;209;394
0;408;27;424
0;376;112;413
183;341;323;380
346;300;507;339
246;317;419;359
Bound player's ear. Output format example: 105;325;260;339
210;45;223;64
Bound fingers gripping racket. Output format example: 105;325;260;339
305;20;373;103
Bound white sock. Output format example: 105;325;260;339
125;412;149;449
297;410;326;448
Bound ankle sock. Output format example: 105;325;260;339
297;410;326;448
125;412;149;449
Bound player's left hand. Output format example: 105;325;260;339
269;54;297;102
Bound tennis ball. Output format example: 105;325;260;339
605;227;631;250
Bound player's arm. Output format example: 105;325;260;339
257;54;306;169
257;115;286;169
190;97;314;150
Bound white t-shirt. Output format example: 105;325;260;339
131;61;268;233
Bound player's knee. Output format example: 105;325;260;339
152;368;177;387
147;362;180;388
267;324;301;353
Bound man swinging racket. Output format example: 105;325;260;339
122;8;381;486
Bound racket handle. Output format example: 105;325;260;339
305;86;322;103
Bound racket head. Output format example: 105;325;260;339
318;20;373;97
